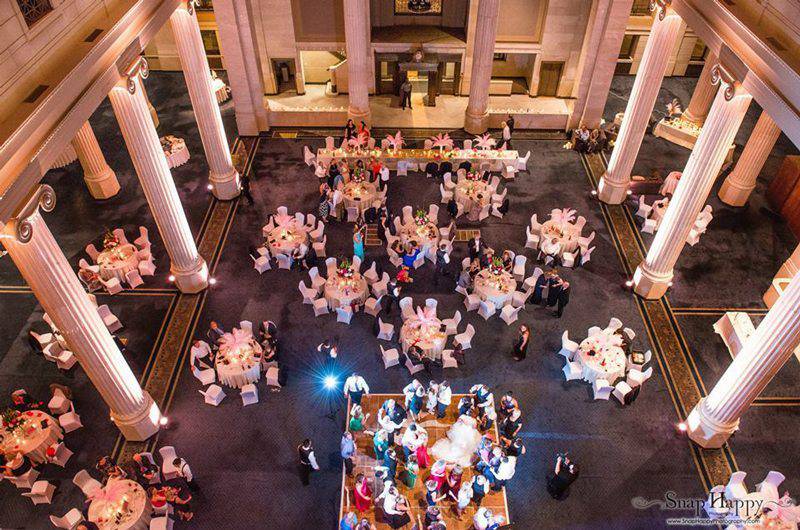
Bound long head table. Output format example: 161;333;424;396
316;148;519;168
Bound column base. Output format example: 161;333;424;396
172;257;209;294
84;168;121;200
348;105;371;125
464;109;489;135
111;391;161;441
686;398;739;449
597;173;630;205
210;169;241;201
633;263;672;299
717;177;755;207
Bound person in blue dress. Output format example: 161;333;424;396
353;228;365;261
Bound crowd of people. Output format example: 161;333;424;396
568;122;617;154
190;319;282;383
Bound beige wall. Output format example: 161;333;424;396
369;0;468;28
496;0;546;43
301;50;341;83
291;0;345;42
536;0;591;97
491;53;535;78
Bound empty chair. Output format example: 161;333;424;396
592;379;613;400
587;325;602;336
573;215;587;235
464;293;481;312
241;383;259;406
515;151;531;171
58;404;83;433
704;485;729;518
21;480;56;505
336;306;354;324
48;387;71;415
138;259;156;277
686;226;703;246
134;226;150;249
364;296;382;317
308;267;326;291
199;384;226;406
478;300;495;320
500;305;521;325
192;364;216;386
626;366;654;388
377;318;394;341
402;205;413;224
405;356;425;375
303;145;315;166
313;298;330;317
399;297;414;320
380;344;400;369
440;183;454;203
101;277;123;295
73;470;102;498
253;255;271;273
478;204;490;221
491;187;507;206
612;381;633;405
642;218;657;234
397;161;408;177
580;246;595;267
372;272;390;298
150;516;175;530
454;324;476;350
309;223;325;242
30;330;54;351
50;509;84;529
42;342;63;363
756;471;785;499
48;442;73;468
158;446;180;480
9;467;39;489
55;350;77;371
463;139;472;150
635;196;652;219
511;289;530;308
578;231;595;252
364;262;379;284
412;252;426;270
525;225;540;250
428;204;439;222
305;213;317;230
512;255;527;282
275;254;292;270
425;297;438;316
558;330;579;361
299;281;318;304
561;251;576;269
424;139;433;149
725;471;748;501
524;267;544;292
112;228;129;245
97;304;123;333
623;327;636;341
126;269;144;289
326;257;338;277
313;235;327;258
85;243;100;261
442;310;462;335
238;320;253;335
266;366;282;387
276;206;289;219
441;349;458;369
325;136;335;150
294;212;306;226
607;317;623;331
346;207;359;223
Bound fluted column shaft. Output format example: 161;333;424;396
718;111;781;206
170;6;240;200
688;270;800;447
597;6;682;204
343;0;371;122
464;0;500;134
109;72;208;293
634;79;752;299
1;207;160;441
682;55;718;124
71;122;120;200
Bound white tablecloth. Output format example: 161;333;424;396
473;269;516;308
400;317;446;360
96;244;140;282
161;136;190;169
0;410;63;464
267;218;309;256
88;478;152;530
342;180;377;214
576;329;627;384
454;178;491;220
399;220;440;252
324;272;368;309
215;329;263;388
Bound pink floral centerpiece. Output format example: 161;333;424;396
337;258;355;279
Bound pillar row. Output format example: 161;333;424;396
71;121;120;200
682;54;718;124
464;0;500;135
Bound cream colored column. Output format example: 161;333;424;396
634;69;752;299
718;111;781;207
170;3;240;200
597;2;682;204
71;121;121;200
0;187;161;440
109;59;208;293
343;0;371;123
687;269;800;448
681;55;718;124
464;0;500;134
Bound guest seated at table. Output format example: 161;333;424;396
206;321;225;347
406;345;426;368
396;266;413;284
317;339;337;359
327;162;340;188
452;342;466;366
3;452;33;477
11;389;41;412
390;239;404;255
480;171;491;183
353;159;366;181
261;320;278;343
75;521;100;530
498;198;510;216
132;453;160;485
78;267;103;292
447;198;459;219
401;246;420;268
96;455;126;482
501;250;513;272
291;244;309;271
479;248;495;269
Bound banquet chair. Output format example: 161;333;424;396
379;344;400;369
49;509;84;529
22;480;56;505
515;151;531;172
351;255;362;273
276;206;289;219
137;452;161;484
580;246;595;267
262;219;276;237
578;231;595;252
112;228;130;246
725;471;748;501
239;320;253;334
525;226;540;250
642;218;657;234
397;161;409;177
134;226;150;249
440;183;454;204
313;298;330;317
425;298;438;316
73;470;102;498
627;349;651;371
487;175;500;192
704;485;729;518
138;259;156;277
372;273;390;298
454;324;476;350
9;468;39;489
159;446;181;480
377;318;394;341
253;255;271;274
336;306;354;324
295;212;305;225
490;204;504;219
529;213;542;234
686;226;704;246
31;331;54;351
558;331;579;361
78;258;98;273
635;196;652;220
513;255;527;282
305;213;317;230
137;243;152;261
199;384;226;406
399;297;414;320
524;267;544;292
464;294;481;312
756;471;785;499
48;388;72;415
574;216;587;235
405;356;425;375
562;251;576;268
299;281;318;304
241;384;259;406
511;289;530;308
97;305;123;333
276;254;292;270
562;361;582;382
380;139;390;150
587;327;602;338
266;366;282;388
626;366;653;388
442;350;458;369
303;145;315;166
463;139;472;150
325;136;335;150
607;317;623;331
500;305;522;325
192;365;216;386
309;221;325;242
402;205;413;224
346;207;359;223
502;165;516;180
424;139;433;149
313;235;327;258
612;381;633;405
623;327;636;341
150;516;174;530
85;243;100;261
592;379;613;400
491;188;507;206
308;267;326;291
428;203;439;222
442;311;462;335
461;257;471;271
56;350;78;371
478;204;490;221
101;277;123;295
42;342;63;363
126;270;144;289
454;284;468;297
49;442;73;467
443;172;456;190
59;403;83;433
364;262;379;284
364;296;382;317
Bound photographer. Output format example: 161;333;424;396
547;452;579;499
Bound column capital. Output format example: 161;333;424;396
649;0;673;20
710;64;739;101
122;57;150;95
6;185;56;243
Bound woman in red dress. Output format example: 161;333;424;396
415;430;431;468
429;459;447;491
353;473;372;512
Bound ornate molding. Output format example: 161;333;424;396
711;64;737;101
124;57;150;95
649;0;672;20
13;185;56;243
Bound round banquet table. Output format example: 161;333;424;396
473;269;516;308
324;272;368;309
399;221;440;252
342;180;377;215
88;478;152;530
267;219;309;256
0;410;63;464
575;330;627;384
400;318;447;360
454;178;491;220
215;330;263;388
160;137;190;169
539;220;580;257
96;244;140;282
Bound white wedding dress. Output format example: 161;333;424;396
430;415;482;468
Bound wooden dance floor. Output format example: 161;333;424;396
339;394;511;529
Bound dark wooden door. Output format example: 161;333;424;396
538;61;563;97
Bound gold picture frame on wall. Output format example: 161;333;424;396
394;0;442;15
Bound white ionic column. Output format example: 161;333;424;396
597;2;682;204
718;111;781;207
71;121;120;200
634;69;752;299
464;0;500;134
109;59;208;293
0;187;161;440
682;55;718;124
343;0;371;123
687;270;800;448
170;3;240;200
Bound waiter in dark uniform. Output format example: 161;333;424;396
547;453;579;499
297;439;319;486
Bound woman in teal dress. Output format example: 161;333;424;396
373;429;389;461
404;454;419;488
349;405;369;432
353;228;365;261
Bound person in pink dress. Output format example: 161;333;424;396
429;460;447;491
416;430;431;468
353;473;372;513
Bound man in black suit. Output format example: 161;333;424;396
467;235;485;261
506;115;515;134
556;280;570;318
546;275;562;308
384;280;401;315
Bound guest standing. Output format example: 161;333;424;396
512;325;530;361
343;372;370;405
173;457;198;492
240;174;254;206
434;244;450;286
341;431;356;476
353;473;372;513
556;280;571;318
501;120;512;150
436;381;451;418
400;79;413;110
298;439;319;486
353;228;365;262
344;119;357;141
547;453;579;499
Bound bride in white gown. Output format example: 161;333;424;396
430;415;482;468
